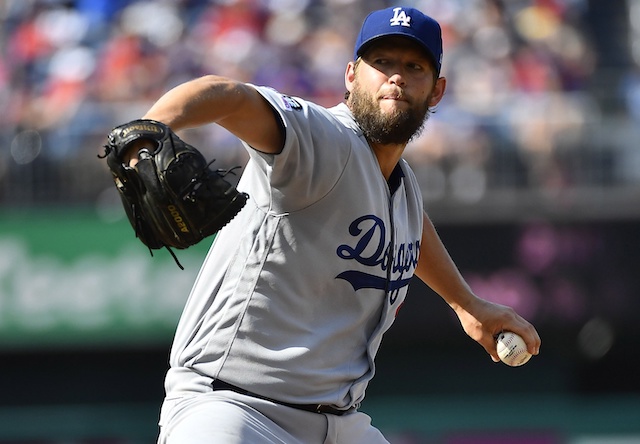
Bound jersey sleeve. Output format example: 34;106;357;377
239;85;354;214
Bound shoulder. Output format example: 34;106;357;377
251;86;356;132
249;85;315;117
327;103;362;135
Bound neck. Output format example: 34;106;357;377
369;140;406;181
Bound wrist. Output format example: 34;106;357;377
449;291;480;315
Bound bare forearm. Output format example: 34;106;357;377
415;212;475;312
415;211;541;359
142;75;248;130
141;75;283;153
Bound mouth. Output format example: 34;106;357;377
379;90;408;103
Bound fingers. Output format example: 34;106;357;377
124;139;155;167
500;308;542;356
483;328;540;364
511;319;541;356
526;326;542;356
505;324;541;357
487;343;501;363
488;318;541;362
474;330;502;363
460;297;541;362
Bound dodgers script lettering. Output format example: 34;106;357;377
335;215;419;303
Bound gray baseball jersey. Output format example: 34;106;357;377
164;85;424;410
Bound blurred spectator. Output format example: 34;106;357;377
0;0;632;208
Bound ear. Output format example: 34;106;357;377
428;76;447;107
344;61;357;93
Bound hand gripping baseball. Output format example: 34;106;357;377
99;119;248;268
455;296;540;363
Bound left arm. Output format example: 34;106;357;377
414;212;541;362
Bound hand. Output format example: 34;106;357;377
454;296;541;362
123;139;155;168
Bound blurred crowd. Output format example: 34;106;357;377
0;0;637;208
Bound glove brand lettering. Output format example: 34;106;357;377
121;123;162;138
389;7;411;27
167;205;189;233
335;215;419;303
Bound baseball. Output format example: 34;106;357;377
496;331;532;366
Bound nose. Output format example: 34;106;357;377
388;71;406;87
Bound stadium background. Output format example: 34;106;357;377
1;0;640;442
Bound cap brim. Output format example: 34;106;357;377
356;34;440;74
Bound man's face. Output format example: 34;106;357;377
347;37;442;146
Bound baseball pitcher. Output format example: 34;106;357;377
102;6;541;444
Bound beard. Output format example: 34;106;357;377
349;81;431;146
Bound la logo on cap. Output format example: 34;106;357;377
389;7;411;27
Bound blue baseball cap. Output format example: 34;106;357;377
354;6;443;74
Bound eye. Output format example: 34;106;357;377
373;58;390;66
406;62;424;72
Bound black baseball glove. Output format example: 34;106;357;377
99;119;248;268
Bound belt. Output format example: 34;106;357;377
211;379;350;416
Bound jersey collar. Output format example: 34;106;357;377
388;163;405;194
